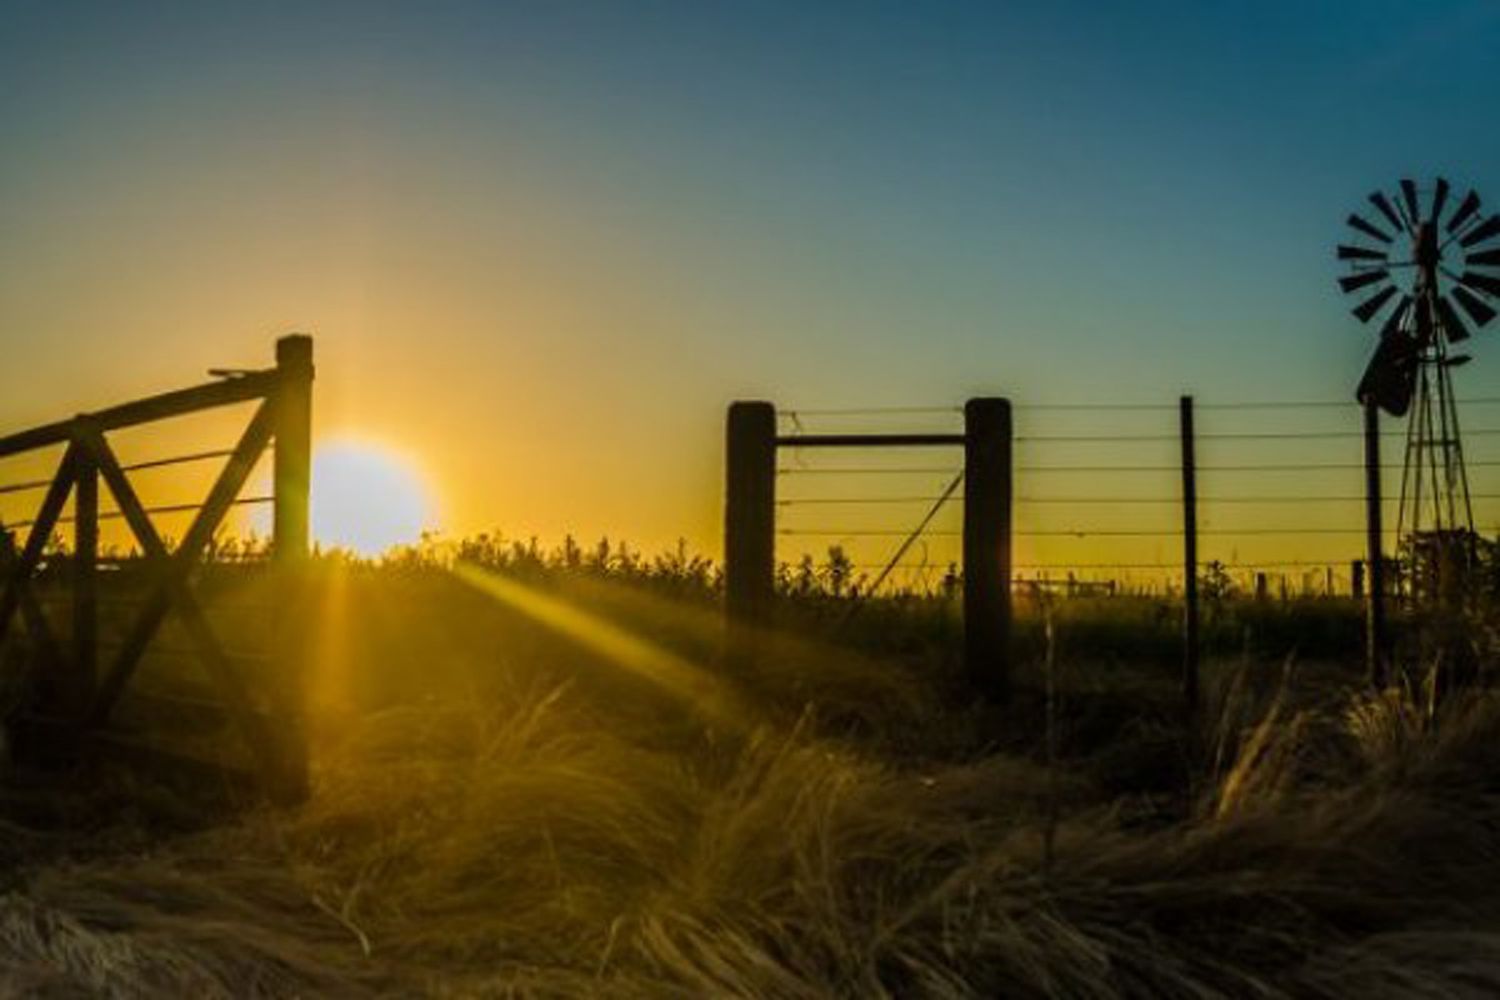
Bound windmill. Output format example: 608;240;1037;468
1338;178;1500;603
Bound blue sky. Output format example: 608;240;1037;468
2;1;1499;554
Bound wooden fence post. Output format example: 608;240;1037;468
1363;398;1387;688
964;398;1012;702
1180;395;1199;714
72;431;98;717
725;401;776;670
272;334;313;801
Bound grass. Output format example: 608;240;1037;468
0;540;1497;996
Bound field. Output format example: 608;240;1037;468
1;541;1498;998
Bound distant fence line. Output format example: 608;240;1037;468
730;393;1486;704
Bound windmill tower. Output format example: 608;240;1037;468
1338;178;1500;604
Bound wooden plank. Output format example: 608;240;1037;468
0;370;278;460
776;433;965;448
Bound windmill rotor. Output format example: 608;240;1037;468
1338;177;1500;416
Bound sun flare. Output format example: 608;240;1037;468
310;440;434;557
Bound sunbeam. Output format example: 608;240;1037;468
449;562;747;730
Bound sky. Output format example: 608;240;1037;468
3;1;1500;574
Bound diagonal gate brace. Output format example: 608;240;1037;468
78;406;283;781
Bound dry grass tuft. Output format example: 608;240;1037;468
2;573;1500;996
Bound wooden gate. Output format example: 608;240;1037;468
0;335;312;802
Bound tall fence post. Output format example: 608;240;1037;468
71;431;98;717
1363;398;1387;688
1180;395;1199;714
963;398;1012;702
272;334;313;802
725;401;776;671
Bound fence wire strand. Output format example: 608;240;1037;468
768;394;1500;594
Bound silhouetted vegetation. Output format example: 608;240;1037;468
0;535;1498;996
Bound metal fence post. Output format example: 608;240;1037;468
1180;395;1200;714
964;398;1012;702
725;401;776;670
1363;398;1388;688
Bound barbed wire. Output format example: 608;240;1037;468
772;393;1500;583
779;527;1377;537
775;398;1500;417
779;461;1500;475
1010;429;1500;443
1012;560;1368;570
778;494;1500;506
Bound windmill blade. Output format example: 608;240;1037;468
1469;247;1500;267
1432;177;1451;224
1352;284;1398;322
1448;190;1483;233
1337;244;1388;262
1460;215;1500;248
1339;270;1389;293
1357;329;1418;416
1453;285;1499;327
1437;295;1472;343
1459;270;1500;297
1401;179;1421;224
1370;191;1406;232
1347;213;1393;243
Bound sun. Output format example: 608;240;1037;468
310;440;435;557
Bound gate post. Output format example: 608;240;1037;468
724;401;776;671
272;334;314;801
963;398;1011;701
274;335;313;565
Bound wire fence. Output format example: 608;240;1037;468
8;396;1495;600
773;397;1500;597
